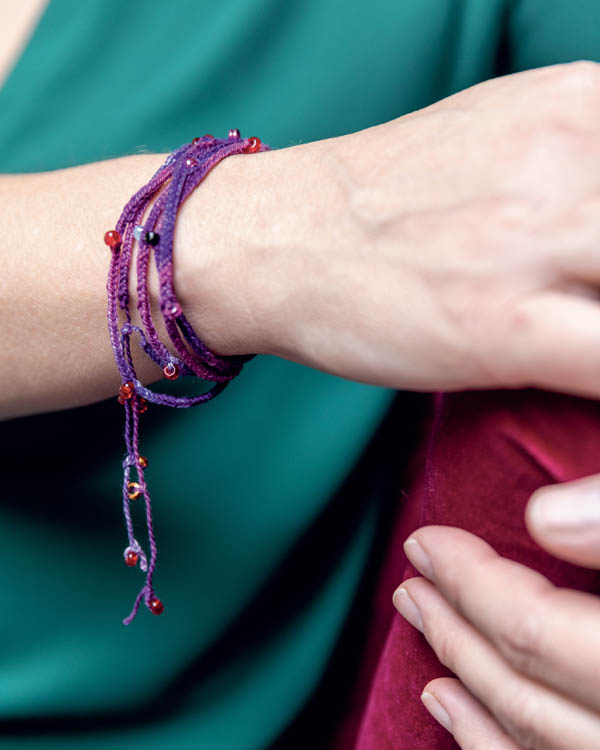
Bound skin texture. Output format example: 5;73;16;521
2;18;600;742
249;61;600;396
0;150;281;419
393;476;600;749
5;61;600;420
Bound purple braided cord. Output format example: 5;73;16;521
105;131;271;624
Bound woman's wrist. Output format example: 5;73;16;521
174;136;348;359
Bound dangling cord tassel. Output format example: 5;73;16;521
105;131;269;624
120;385;163;624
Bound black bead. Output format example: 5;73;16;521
145;231;159;246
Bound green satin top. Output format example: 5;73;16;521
0;0;596;747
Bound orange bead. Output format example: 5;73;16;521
243;137;261;154
118;382;134;400
127;481;141;500
104;230;122;249
125;549;138;567
163;362;179;380
138;455;148;469
149;597;164;615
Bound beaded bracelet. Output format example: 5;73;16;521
104;129;270;624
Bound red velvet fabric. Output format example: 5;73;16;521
332;389;600;749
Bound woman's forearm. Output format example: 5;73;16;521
0;148;303;420
1;154;166;419
5;61;600;421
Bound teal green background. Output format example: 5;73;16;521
0;1;598;747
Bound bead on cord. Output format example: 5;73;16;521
105;130;270;623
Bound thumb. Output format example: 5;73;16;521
526;473;600;568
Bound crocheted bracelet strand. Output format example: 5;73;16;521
104;130;270;625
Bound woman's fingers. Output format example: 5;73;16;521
422;677;520;750
395;574;600;749
400;527;600;716
527;473;600;567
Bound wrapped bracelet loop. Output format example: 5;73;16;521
105;130;270;624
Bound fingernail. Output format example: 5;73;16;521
531;486;600;530
392;586;424;632
421;691;453;734
403;537;435;580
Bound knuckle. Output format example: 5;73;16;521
546;60;600;95
519;60;600;131
496;608;543;675
510;117;590;198
495;686;545;750
520;119;584;165
539;119;581;148
559;59;600;88
506;301;536;343
436;555;465;602
485;194;531;234
429;628;460;673
553;61;600;122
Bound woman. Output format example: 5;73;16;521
2;1;600;748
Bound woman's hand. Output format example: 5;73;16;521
207;60;600;398
392;475;600;749
7;60;600;419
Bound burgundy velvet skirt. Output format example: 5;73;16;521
331;389;600;749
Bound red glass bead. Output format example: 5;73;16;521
125;549;138;567
118;381;134;400
136;398;148;414
117;394;126;405
104;230;122;249
127;481;141;500
243;137;261;154
185;157;198;168
138;455;148;469
203;133;214;139
191;137;201;144
163;362;179;380
149;597;164;615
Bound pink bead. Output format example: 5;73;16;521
163;362;179;380
164;301;182;318
228;128;241;139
